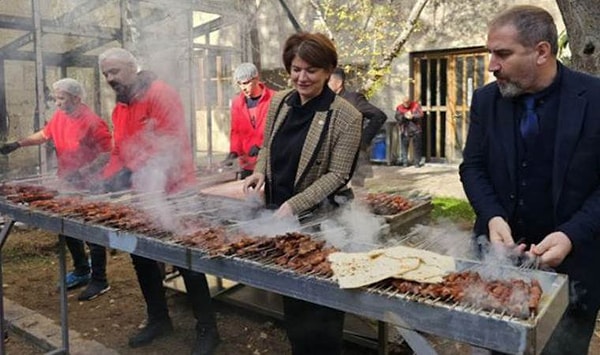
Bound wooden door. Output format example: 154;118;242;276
412;48;489;163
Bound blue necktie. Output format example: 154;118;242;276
520;96;539;139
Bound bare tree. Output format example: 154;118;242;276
309;0;429;97
556;0;600;75
362;0;429;94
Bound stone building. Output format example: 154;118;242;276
0;0;564;176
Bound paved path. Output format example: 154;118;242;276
4;298;118;355
365;163;466;200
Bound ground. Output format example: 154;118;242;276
2;227;414;355
2;164;600;354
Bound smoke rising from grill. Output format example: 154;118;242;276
320;202;385;251
234;209;301;237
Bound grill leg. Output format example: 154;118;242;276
0;218;15;355
377;321;389;355
57;234;69;353
394;326;438;355
470;346;492;355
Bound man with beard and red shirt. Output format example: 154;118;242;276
0;78;112;301
98;48;220;355
222;62;274;179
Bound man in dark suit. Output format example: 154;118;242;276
460;5;600;355
328;67;386;186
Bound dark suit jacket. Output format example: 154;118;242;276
459;64;600;308
338;89;387;146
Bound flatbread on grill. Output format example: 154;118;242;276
383;245;455;283
329;246;456;288
399;264;447;283
328;250;420;288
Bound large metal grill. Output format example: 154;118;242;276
0;176;568;355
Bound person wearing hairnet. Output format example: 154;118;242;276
223;62;275;179
0;78;112;301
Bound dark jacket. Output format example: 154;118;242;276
338;89;386;147
459;64;600;308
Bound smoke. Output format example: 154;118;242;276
384;221;475;259
381;220;544;281
319;202;386;251
235;209;302;237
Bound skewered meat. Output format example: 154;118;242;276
0;183;59;203
390;270;542;319
365;192;412;215
1;182;543;319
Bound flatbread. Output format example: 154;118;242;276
329;246;456;288
328;251;420;288
399;264;447;283
383;246;455;283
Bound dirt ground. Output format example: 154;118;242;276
3;164;600;354
2;227;412;355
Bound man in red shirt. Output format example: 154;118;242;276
223;63;274;179
0;78;112;301
394;96;425;167
98;47;220;355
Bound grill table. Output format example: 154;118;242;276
0;191;568;355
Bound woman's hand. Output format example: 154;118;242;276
243;172;265;194
274;202;294;218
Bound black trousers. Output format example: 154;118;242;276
540;301;598;355
240;169;253;179
64;235;107;282
131;255;216;329
282;296;345;355
400;132;422;165
490;302;598;355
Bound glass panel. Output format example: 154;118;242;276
440;111;446;158
476;55;486;88
440;58;447;106
427;111;437;157
455;57;464;106
429;59;438;106
420;59;428;105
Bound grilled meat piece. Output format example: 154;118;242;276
391;271;542;319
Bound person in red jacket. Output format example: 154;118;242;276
98;47;219;355
394;96;425;167
0;78;112;301
223;62;274;179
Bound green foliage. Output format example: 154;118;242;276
312;0;414;91
431;197;475;224
557;29;571;66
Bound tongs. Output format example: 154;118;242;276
475;235;541;269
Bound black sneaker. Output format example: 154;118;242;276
77;280;110;301
191;327;220;355
128;318;174;348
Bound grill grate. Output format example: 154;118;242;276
0;178;569;354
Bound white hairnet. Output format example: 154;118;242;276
234;63;258;82
52;78;85;100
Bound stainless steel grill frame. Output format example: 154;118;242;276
0;198;568;355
